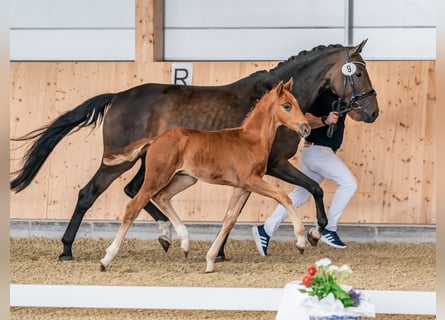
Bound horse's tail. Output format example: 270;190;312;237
10;93;115;192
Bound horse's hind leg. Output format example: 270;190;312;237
124;154;172;251
215;193;250;262
206;188;251;273
215;232;229;262
60;161;136;260
152;174;198;256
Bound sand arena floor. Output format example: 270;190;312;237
10;237;435;320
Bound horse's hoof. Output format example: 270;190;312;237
181;249;189;257
214;255;226;263
58;254;74;261
296;246;305;255
158;236;171;253
100;264;107;272
307;232;319;247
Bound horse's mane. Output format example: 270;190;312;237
296;44;343;58
238;44;345;86
271;44;344;71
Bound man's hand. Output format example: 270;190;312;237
324;111;339;125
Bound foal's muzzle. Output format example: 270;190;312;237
297;123;311;138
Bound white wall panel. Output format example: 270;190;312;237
10;0;135;61
165;0;343;28
11;29;135;61
355;28;436;60
164;29;344;61
164;0;436;61
11;0;134;28
353;0;435;27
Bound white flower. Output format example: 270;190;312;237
340;284;353;292
315;258;332;267
339;264;352;273
328;265;339;273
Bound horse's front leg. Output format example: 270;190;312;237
267;159;327;245
205;188;251;273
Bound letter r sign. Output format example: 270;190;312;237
171;63;193;85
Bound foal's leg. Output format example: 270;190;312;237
152;174;198;256
124;154;172;251
205;188;251;273
100;188;153;271
100;152;180;270
244;176;306;253
60;160;136;260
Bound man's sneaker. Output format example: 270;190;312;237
252;225;270;256
320;229;346;249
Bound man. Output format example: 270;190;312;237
252;89;358;255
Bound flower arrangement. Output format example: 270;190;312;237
299;258;375;319
299;258;358;307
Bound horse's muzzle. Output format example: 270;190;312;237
350;105;379;123
365;108;379;123
297;123;311;138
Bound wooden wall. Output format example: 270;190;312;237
9;0;436;225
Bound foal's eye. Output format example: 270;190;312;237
282;102;292;111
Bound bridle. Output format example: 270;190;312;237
336;48;377;114
327;48;377;137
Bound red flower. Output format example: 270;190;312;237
308;266;317;276
302;275;312;286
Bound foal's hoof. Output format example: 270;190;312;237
181;249;189;257
296;246;305;255
215;255;226;263
58;254;74;261
158;236;171;253
307;232;319;247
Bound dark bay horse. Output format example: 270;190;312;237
10;40;379;260
100;79;311;272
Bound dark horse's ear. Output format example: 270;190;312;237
276;80;285;95
350;39;368;56
283;78;294;91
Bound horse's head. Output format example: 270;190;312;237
329;39;379;123
274;78;311;138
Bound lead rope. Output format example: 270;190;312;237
327;48;351;138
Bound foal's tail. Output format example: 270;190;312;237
10;93;115;192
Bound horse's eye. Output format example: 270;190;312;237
283;102;292;111
355;72;362;77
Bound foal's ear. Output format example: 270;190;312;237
276;80;285;95
284;78;294;91
350;39;368;56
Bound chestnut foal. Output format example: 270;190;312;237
100;79;311;272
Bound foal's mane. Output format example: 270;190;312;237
240;87;273;127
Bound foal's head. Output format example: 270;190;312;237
269;78;311;138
